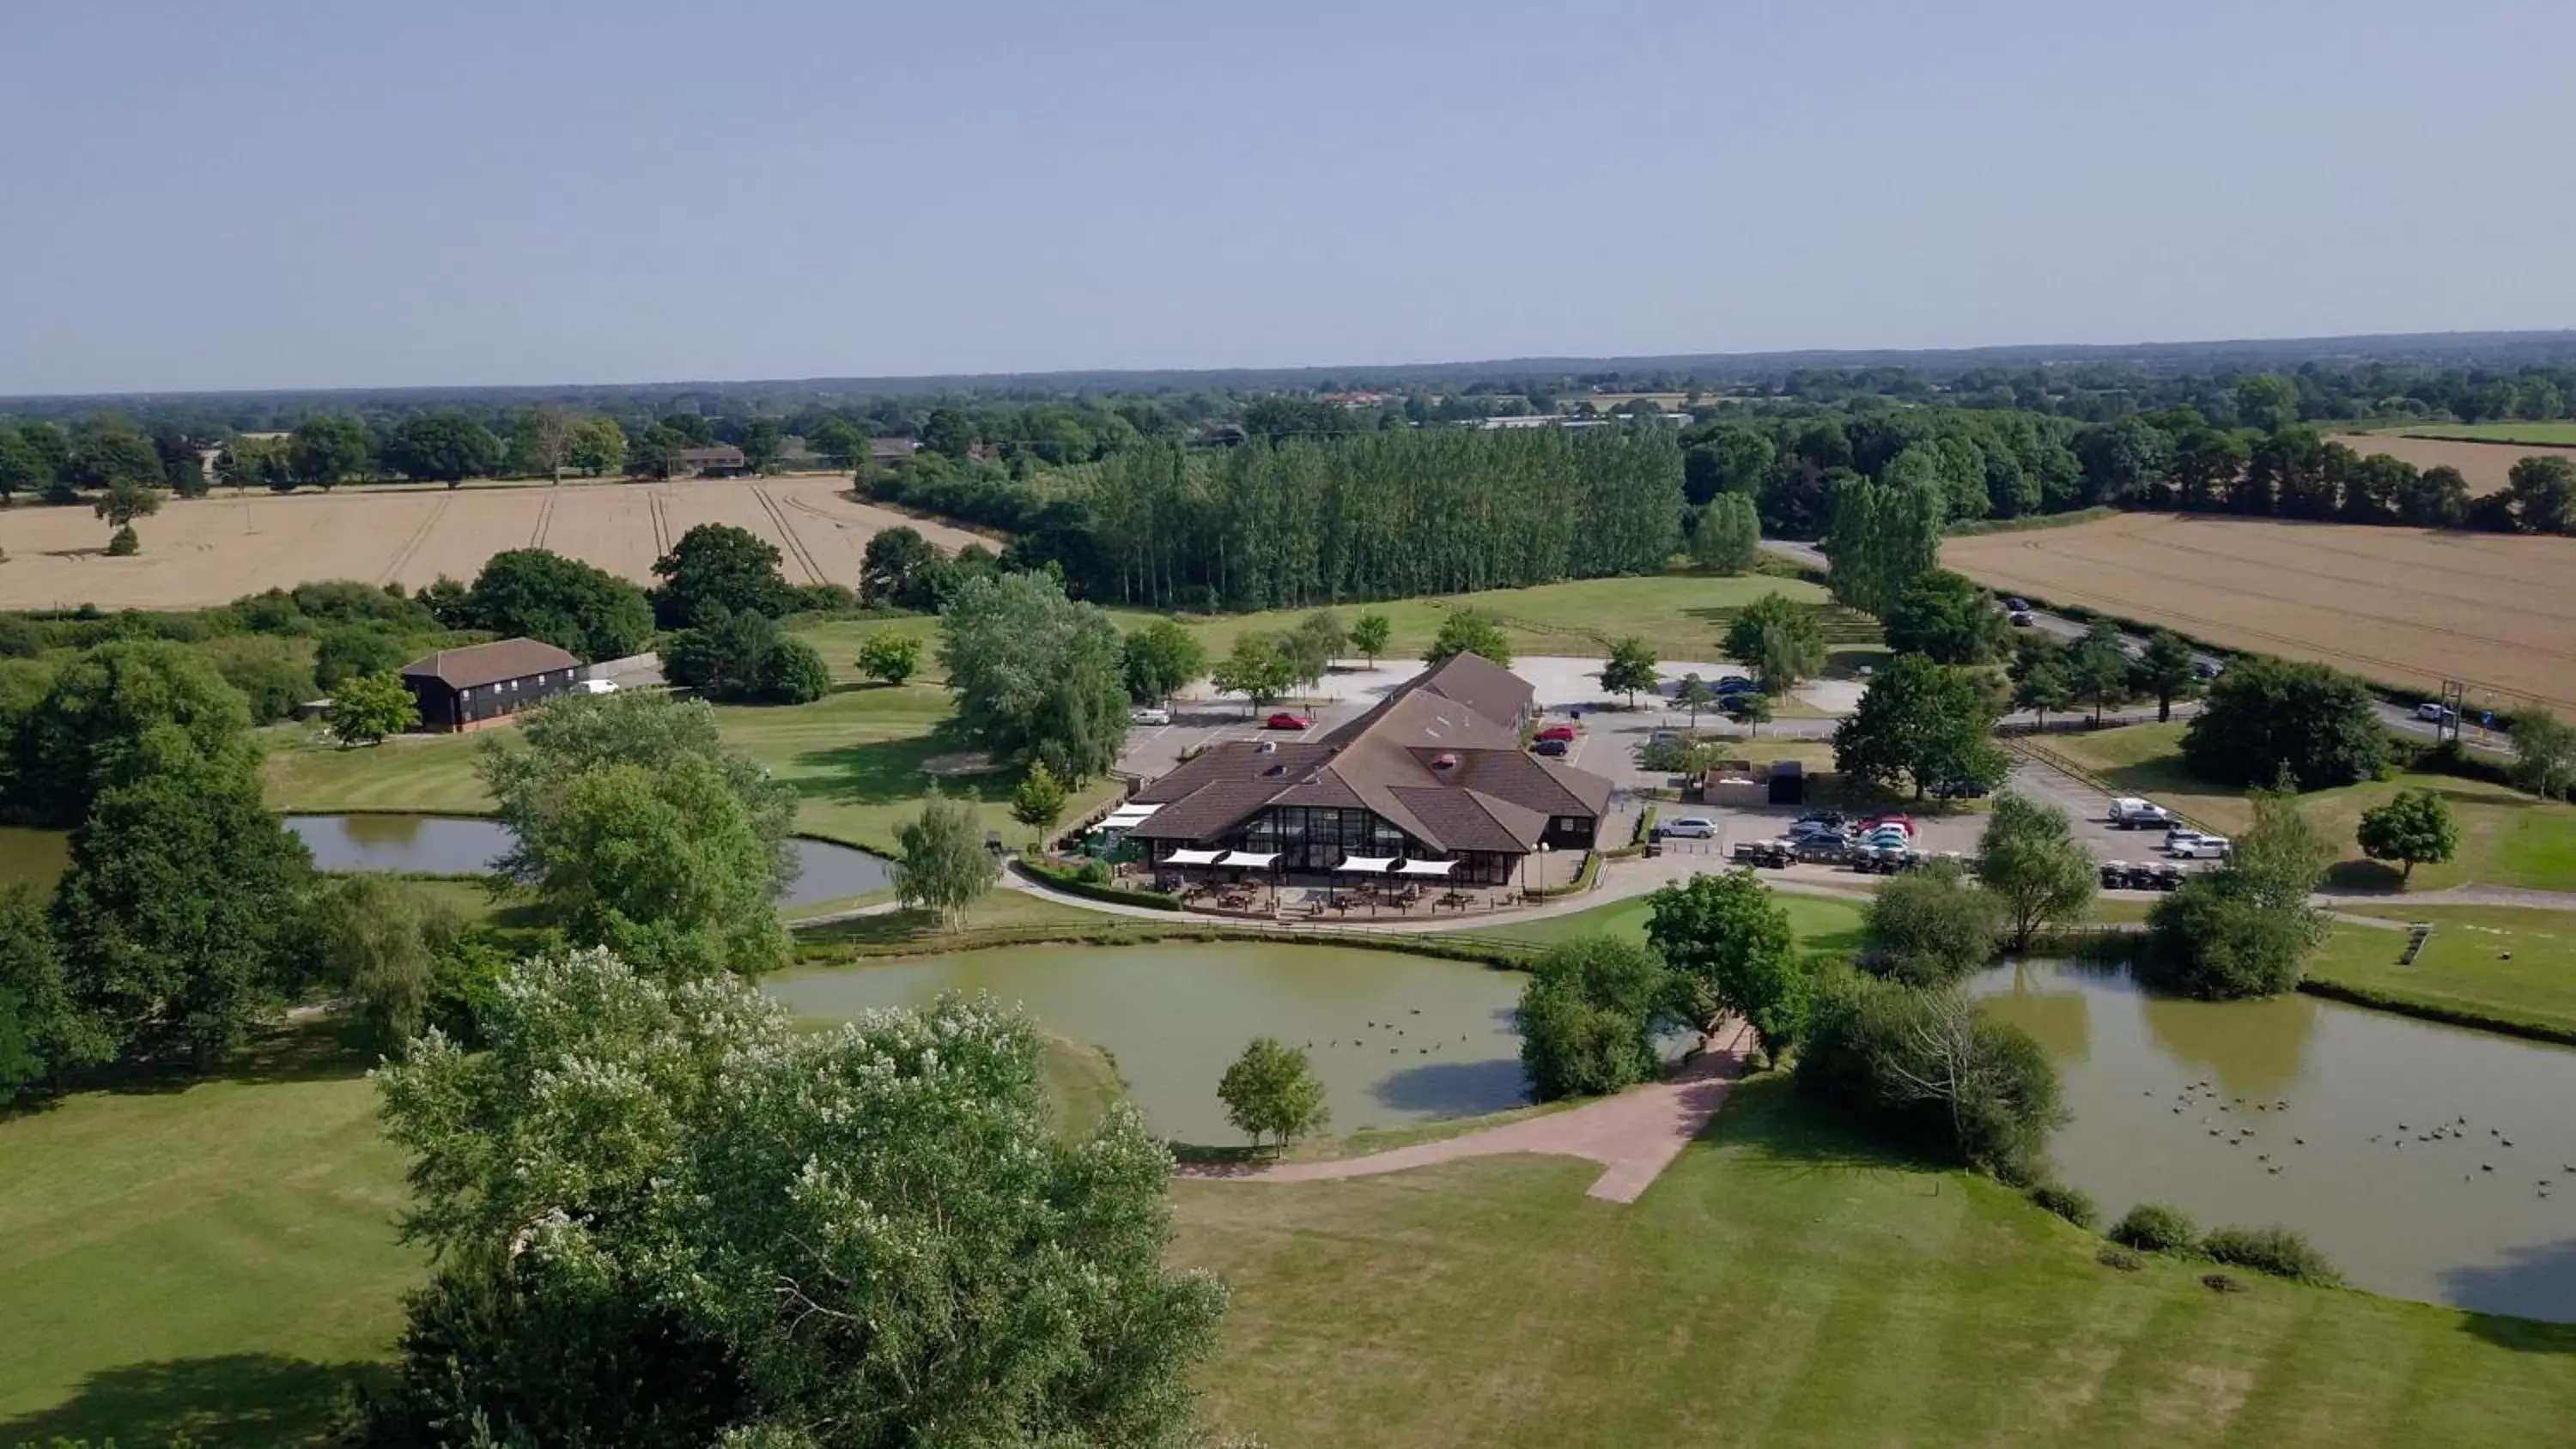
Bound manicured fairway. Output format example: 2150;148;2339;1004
2313;907;2576;1040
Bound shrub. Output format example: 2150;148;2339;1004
1515;936;1681;1101
197;635;319;724
2026;1181;2099;1230
1794;967;2063;1182
754;636;832;705
2201;1225;2342;1286
1862;859;2002;987
2109;1202;2198;1253
106;524;139;555
2096;1246;2144;1272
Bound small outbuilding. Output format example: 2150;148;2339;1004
400;638;586;733
1767;759;1805;806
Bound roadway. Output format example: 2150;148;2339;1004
1757;538;2507;755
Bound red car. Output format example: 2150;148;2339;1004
1263;712;1312;731
1534;723;1580;743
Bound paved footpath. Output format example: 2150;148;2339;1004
1180;1020;1753;1204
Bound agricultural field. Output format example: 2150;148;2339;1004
0;475;989;611
1943;512;2576;712
2327;433;2576;494
2039;723;2576;893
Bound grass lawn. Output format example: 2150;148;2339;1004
1125;572;1886;679
1176;1073;2576;1447
2312;907;2576;1040
2038;724;2576;893
0;1025;414;1447
1490;887;1868;954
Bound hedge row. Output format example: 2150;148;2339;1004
1016;858;1184;911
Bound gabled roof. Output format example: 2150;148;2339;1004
1131;654;1612;854
400;638;583;689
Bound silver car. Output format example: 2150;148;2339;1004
1661;816;1718;839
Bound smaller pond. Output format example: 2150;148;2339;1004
1975;961;2576;1322
765;943;1534;1145
0;815;894;911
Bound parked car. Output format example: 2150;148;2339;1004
1860;815;1917;838
576;678;620;695
2001;597;2031;612
2192;659;2224;680
1661;816;1718;839
2166;832;2232;859
1132;705;1172;725
2416;701;2458;724
1262;712;1311;731
1532;737;1570;757
1929;778;1990;799
2108;797;2172;828
2008;610;2036;627
1534;723;1580;743
1795;810;1849;830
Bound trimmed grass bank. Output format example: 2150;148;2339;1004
2308;907;2576;1044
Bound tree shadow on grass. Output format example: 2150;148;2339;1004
96;1017;373;1099
1695;1074;1939;1179
0;1353;381;1448
791;732;1018;811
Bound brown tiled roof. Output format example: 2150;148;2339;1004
1132;657;1613;854
400;638;583;690
1415;651;1534;727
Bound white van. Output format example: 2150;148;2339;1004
2166;832;2231;859
577;678;620;695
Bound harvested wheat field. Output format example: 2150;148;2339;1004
2329;433;2576;494
1945;512;2576;712
0;475;988;610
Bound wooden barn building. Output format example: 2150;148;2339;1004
399;638;586;733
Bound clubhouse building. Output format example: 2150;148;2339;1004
1124;652;1612;887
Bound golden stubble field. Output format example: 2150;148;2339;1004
1944;512;2576;712
2328;433;2576;494
0;475;990;610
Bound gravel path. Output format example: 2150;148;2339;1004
1179;1021;1753;1203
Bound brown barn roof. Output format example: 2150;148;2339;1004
400;638;583;690
1129;655;1610;854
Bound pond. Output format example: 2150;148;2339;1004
765;943;1533;1146
1974;961;2576;1321
0;815;895;911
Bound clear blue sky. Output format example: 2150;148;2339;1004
5;0;2571;394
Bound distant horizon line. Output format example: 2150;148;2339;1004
9;326;2574;406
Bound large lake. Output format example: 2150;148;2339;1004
1976;961;2576;1321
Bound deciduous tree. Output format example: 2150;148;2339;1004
651;523;793;627
565;415;628;477
2131;630;2200;723
287;415;374;489
1881;570;2008;665
1692;492;1762;574
1977;793;2098;951
2182;656;2386;789
1348;610;1392;666
385;412;504;485
1645;870;1806;1058
9;640;257;829
1832;654;2007;799
1597;636;1658;706
1864;859;2002;986
2510;707;2576;799
372;953;1226;1446
326;670;420;746
894;785;999;929
2356;787;2458;883
1516;936;1683;1101
1721;592;1826;693
1209;634;1295;712
856;626;921;686
1218;1035;1331;1150
1423;608;1511;668
465;548;656;662
936;572;1130;783
1674;673;1716;731
1121;618;1205;705
1009;760;1068;844
313;623;411;690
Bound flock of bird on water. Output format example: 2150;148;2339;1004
2158;1079;2570;1197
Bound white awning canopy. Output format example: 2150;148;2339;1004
1394;858;1457;877
1217;851;1280;869
1161;848;1224;866
1336;854;1399;873
1101;804;1160;828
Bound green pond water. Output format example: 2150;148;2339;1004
1975;961;2576;1322
764;943;1533;1147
